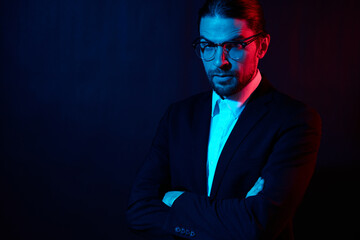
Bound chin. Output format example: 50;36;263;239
210;80;236;96
214;85;240;98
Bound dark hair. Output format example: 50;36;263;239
198;0;267;34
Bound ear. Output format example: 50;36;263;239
257;34;270;59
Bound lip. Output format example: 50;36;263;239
213;75;233;77
213;75;233;84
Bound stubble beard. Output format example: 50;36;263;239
208;70;256;98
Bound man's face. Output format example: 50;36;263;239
199;16;266;98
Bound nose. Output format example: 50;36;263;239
212;46;231;70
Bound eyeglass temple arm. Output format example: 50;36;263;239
240;32;265;47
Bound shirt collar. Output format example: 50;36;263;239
211;69;262;118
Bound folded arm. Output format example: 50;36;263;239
162;107;321;240
162;177;264;207
127;105;321;240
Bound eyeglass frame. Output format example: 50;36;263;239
192;32;265;61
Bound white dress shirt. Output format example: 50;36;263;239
162;69;262;206
207;69;262;196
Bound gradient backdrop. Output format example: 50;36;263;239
1;0;359;239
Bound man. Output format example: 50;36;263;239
127;0;321;239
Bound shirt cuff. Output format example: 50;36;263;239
162;191;184;207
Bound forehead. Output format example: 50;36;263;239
199;16;254;42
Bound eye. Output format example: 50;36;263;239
200;42;215;49
225;42;243;50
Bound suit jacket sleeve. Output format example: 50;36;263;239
126;105;174;240
163;106;322;240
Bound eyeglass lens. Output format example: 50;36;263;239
195;42;244;61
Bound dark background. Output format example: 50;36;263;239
1;0;359;239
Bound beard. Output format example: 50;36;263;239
207;69;256;98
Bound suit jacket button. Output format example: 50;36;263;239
185;229;190;235
190;231;196;237
175;227;181;233
181;228;185;234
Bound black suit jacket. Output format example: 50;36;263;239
127;78;322;240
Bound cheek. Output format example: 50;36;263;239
239;50;258;68
239;49;255;63
202;61;212;73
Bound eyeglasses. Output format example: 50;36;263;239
192;32;264;61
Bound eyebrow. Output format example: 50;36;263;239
199;35;246;43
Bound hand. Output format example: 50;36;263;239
162;191;184;207
163;177;264;207
246;177;264;198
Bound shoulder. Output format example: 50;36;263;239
272;90;309;112
250;77;321;124
269;89;322;132
272;89;319;115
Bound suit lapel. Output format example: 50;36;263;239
209;78;274;198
